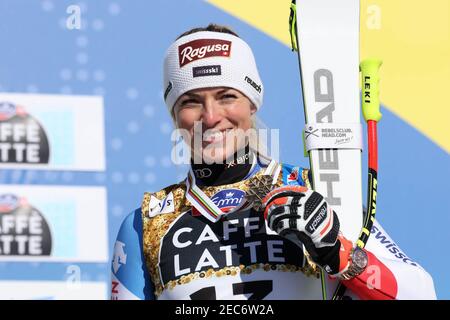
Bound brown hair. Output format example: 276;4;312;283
176;23;239;40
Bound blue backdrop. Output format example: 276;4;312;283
0;0;448;299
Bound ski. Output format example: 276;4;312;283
289;3;365;298
291;0;363;245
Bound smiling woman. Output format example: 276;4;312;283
165;24;264;166
110;23;436;301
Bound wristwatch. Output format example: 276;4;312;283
340;246;368;280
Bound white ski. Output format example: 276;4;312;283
294;0;363;243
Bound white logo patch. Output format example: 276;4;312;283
149;192;175;217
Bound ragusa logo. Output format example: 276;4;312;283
178;39;232;67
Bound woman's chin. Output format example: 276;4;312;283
192;137;248;164
201;147;229;164
190;145;231;165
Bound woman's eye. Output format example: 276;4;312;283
221;94;237;100
181;99;200;106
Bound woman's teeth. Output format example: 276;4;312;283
204;130;225;142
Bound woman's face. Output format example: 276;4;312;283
173;87;257;163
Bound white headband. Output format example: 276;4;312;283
163;31;264;113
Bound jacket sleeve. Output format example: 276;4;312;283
342;220;436;300
111;208;155;300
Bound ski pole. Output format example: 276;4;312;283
332;59;382;300
358;58;382;249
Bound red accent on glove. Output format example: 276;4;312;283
319;210;333;236
263;196;289;221
342;249;398;300
261;185;308;221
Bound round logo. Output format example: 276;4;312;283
211;189;245;213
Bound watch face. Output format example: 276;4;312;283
353;248;368;269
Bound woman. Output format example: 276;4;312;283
111;24;436;300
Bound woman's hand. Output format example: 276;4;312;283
261;185;353;275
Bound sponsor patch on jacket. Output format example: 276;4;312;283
148;192;175;217
211;188;244;213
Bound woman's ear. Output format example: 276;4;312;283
250;103;257;115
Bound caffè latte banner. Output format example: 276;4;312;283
0;185;108;262
0;93;105;171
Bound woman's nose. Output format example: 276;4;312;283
201;98;222;128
